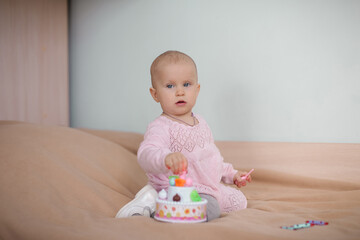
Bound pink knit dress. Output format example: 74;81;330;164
137;114;247;213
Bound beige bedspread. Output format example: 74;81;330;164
0;121;359;240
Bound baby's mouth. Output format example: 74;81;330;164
176;100;186;105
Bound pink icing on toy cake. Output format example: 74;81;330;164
154;174;207;223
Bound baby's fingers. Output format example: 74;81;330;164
165;152;188;175
246;175;252;182
234;178;244;188
181;158;188;173
173;155;188;174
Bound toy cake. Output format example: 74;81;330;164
154;173;207;223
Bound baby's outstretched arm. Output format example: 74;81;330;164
165;152;188;175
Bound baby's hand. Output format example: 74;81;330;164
165;152;188;175
233;171;252;188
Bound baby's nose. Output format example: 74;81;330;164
176;87;185;96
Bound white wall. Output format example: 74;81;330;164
70;0;360;143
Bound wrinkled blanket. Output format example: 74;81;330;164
0;121;359;240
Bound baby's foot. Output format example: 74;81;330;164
115;185;157;218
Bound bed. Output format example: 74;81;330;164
0;121;359;240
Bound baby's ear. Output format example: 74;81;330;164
149;87;159;102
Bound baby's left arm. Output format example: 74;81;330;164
221;162;238;184
221;161;252;188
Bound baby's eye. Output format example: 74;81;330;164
184;82;190;87
166;84;174;88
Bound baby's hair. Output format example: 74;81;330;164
150;50;197;87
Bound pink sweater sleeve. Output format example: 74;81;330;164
137;121;172;174
221;162;238;184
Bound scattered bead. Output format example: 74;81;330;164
306;220;329;225
281;223;312;230
281;220;329;230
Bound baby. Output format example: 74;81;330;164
116;50;251;221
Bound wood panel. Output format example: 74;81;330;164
0;0;69;126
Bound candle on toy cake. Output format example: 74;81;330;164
154;172;208;223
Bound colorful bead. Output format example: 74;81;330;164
281;220;329;230
306;220;329;225
281;223;312;230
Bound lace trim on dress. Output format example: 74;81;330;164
169;124;211;153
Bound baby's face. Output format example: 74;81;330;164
150;61;200;118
